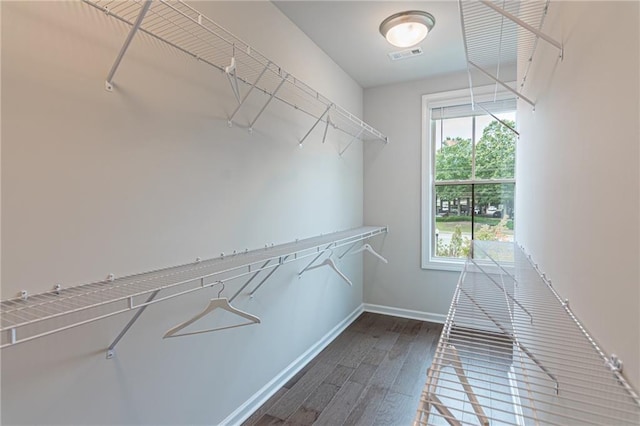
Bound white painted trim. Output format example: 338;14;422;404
363;303;446;324
220;304;364;426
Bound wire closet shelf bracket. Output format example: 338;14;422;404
0;226;387;357
82;0;388;153
459;0;563;111
415;241;640;425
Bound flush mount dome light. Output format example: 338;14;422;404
379;10;435;48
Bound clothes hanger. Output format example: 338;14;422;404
305;257;353;286
349;243;388;263
339;243;388;264
163;282;260;339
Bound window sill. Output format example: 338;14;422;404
422;258;466;272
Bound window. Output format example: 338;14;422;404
421;87;517;270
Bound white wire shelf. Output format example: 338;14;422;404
415;241;640;425
0;226;387;349
459;0;563;110
82;0;388;150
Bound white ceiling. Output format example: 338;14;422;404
273;1;468;88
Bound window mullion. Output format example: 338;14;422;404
471;115;476;180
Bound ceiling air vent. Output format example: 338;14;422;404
388;47;423;61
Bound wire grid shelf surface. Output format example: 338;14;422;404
460;0;560;105
0;226;387;348
415;241;640;425
82;0;387;144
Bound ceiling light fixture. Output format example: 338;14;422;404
379;10;436;48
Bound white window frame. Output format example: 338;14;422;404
421;85;517;271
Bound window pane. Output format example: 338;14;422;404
434;116;473;181
474;113;516;179
435;184;472;259
473;183;515;243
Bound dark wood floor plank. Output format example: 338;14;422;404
251;314;444;426
369;335;413;389
387;316;409;333
323;364;354;387
283;407;319;426
372;390;416;426
392;325;442;397
267;361;335;420
343;384;389;426
285;382;341;426
243;387;289;426
400;318;424;337
303;383;340;413
284;362;315;390
254;414;285;426
372;329;401;352
349;312;379;333
362;347;387;366
350;362;378;386
313;381;365;426
338;334;378;369
313;330;358;366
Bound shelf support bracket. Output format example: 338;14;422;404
468;60;535;108
228;62;271;126
339;128;364;157
469;258;532;322
337;242;360;260
249;74;287;132
104;0;152;92
299;243;334;276
479;0;563;58
249;256;289;297
321;115;331;144
299;103;333;146
460;288;559;391
106;289;159;359
473;102;519;136
229;259;272;302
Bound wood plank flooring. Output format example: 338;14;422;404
242;312;443;426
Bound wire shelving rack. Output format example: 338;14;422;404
1;226;387;351
82;0;388;152
415;241;640;425
459;0;563;110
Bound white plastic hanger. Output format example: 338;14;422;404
339;243;388;264
350;244;388;263
225;55;241;103
163;283;260;339
304;257;353;286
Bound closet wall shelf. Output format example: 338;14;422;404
83;0;388;151
0;226;387;349
415;241;640;425
460;0;563;110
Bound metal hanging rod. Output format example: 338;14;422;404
82;0;388;148
415;241;640;425
459;0;564;112
0;226;387;351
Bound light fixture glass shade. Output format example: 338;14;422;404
380;11;435;48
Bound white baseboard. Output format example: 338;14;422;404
220;304;364;426
363;303;446;324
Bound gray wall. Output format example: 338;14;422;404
362;74;464;318
1;1;368;423
516;1;639;389
362;70;513;318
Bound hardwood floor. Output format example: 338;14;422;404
242;312;443;426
